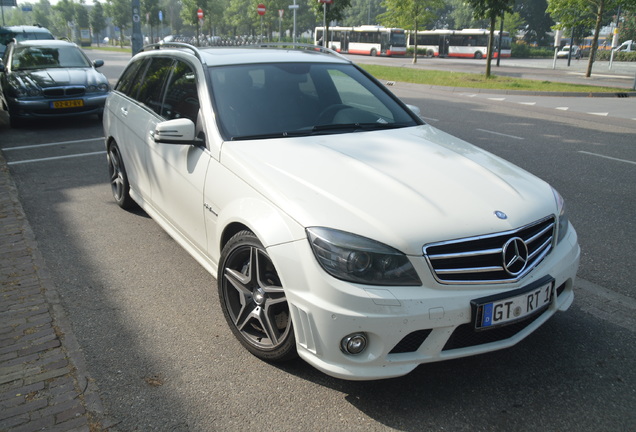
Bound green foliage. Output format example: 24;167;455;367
90;1;107;42
378;0;445;30
595;50;636;61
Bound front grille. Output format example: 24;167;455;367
42;87;85;97
389;329;432;354
424;216;555;285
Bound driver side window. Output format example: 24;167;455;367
161;60;200;123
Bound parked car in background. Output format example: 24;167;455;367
0;25;54;57
557;45;581;59
103;42;580;380
0;39;110;127
613;40;635;53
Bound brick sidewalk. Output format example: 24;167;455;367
1;152;106;432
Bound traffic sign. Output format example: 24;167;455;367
257;3;266;15
197;8;204;19
318;0;333;3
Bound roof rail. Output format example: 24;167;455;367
141;41;204;63
254;42;350;61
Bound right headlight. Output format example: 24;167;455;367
306;227;421;286
552;188;570;244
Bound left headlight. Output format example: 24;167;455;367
552;188;570;244
306;227;421;286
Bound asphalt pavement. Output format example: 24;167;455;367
1;55;635;431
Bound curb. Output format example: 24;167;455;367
0;151;110;431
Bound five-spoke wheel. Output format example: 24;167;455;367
107;142;135;209
218;231;296;361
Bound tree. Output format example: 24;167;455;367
33;0;53;30
343;0;386;25
379;0;445;63
54;0;76;39
465;0;515;77
313;0;352;48
91;1;107;46
515;0;554;46
547;0;622;77
106;0;131;47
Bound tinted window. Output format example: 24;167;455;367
115;58;147;97
11;45;90;70
161;60;199;122
136;57;174;115
210;62;418;140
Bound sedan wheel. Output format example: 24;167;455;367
218;231;297;361
107;142;135;209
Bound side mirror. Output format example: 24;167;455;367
153;118;198;145
406;104;421;117
93;59;104;68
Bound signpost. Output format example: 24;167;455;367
318;0;333;48
131;0;143;55
289;1;298;43
257;4;265;42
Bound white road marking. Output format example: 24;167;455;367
476;128;524;140
578;151;636;166
3;137;104;151
7;151;106;166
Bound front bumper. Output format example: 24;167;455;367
7;93;108;119
269;225;580;380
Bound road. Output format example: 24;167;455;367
1;51;635;431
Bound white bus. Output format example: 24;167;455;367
314;26;407;56
408;29;512;59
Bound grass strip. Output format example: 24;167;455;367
360;64;626;93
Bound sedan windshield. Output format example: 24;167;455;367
209;62;420;140
12;45;91;70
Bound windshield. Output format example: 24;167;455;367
209;62;420;140
11;45;91;70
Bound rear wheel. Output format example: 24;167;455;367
107;142;135;209
474;51;483;59
370;48;377;57
218;231;297;362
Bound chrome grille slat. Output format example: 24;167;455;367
423;216;555;285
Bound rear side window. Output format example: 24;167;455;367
115;58;147;97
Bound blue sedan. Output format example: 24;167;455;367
0;39;110;127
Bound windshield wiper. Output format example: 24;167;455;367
230;130;315;141
311;122;410;133
229;122;412;140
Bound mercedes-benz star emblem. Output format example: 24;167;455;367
502;237;528;276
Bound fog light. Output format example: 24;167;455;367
340;333;368;355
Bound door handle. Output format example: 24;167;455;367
120;107;128;116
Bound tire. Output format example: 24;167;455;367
218;231;297;362
107;142;135;210
474;51;483;59
370;48;377;57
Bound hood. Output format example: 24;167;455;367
221;125;556;255
9;68;105;89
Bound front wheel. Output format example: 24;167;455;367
218;231;297;362
474;51;483;59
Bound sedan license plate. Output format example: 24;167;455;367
473;278;554;330
51;99;84;109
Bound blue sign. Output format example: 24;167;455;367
159;11;163;22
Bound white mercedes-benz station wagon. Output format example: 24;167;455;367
103;43;580;380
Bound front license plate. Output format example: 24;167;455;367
473;278;554;330
51;99;84;109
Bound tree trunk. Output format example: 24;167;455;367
413;17;418;64
586;0;605;78
486;15;496;78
